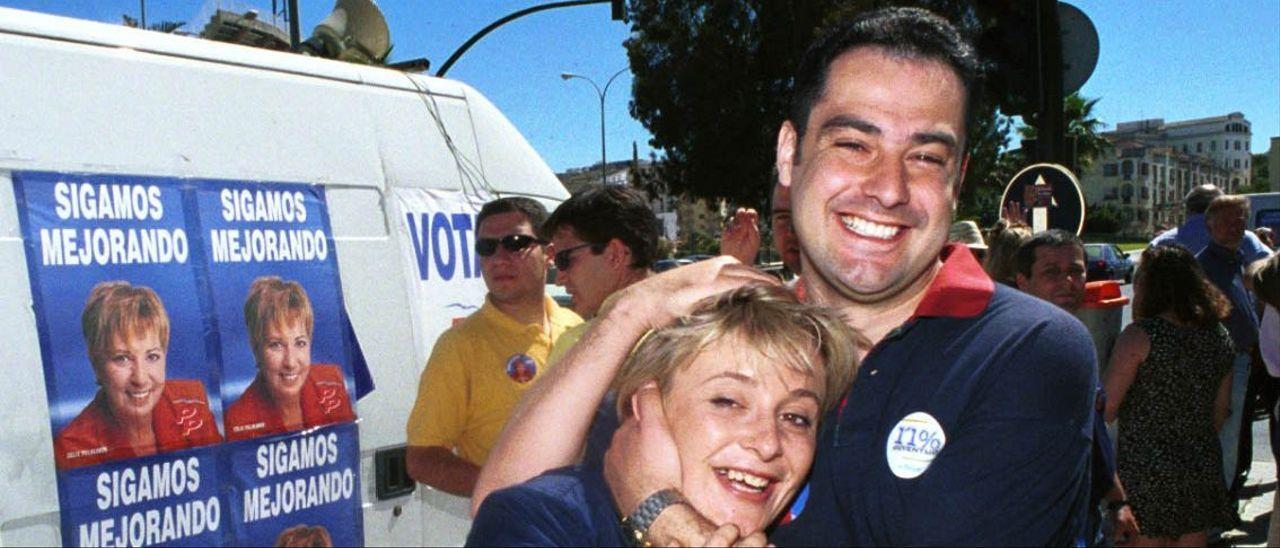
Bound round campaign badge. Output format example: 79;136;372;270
885;411;947;479
505;354;538;384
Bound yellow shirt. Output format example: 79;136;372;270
405;295;581;466
547;321;591;366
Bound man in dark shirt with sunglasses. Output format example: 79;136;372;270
405;197;581;497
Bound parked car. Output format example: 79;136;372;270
1085;243;1135;283
653;258;693;272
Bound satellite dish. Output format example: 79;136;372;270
299;0;391;64
1059;2;1099;95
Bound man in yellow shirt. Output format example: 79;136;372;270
405;197;581;496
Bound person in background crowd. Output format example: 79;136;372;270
1105;245;1237;546
1196;194;1261;496
1152;185;1269;282
721;183;803;281
542;186;660;322
1151;185;1271;268
1014;229;1140;545
225;276;355;441
1253;255;1280;547
405;197;581;497
475;7;1096;545
472;187;660;505
1254;227;1275;251
467;286;859;546
948;220;988;262
55;281;221;470
984;219;1032;286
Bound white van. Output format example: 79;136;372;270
0;6;564;546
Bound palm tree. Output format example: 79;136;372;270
122;14;186;34
1020;93;1111;170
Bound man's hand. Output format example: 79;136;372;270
604;385;681;516
602;256;779;334
1110;503;1140;546
604;385;761;546
721;208;761;266
1002;200;1029;228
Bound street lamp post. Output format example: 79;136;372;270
561;68;628;185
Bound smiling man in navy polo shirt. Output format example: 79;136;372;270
472;7;1096;546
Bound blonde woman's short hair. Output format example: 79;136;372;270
611;285;862;420
81;281;170;370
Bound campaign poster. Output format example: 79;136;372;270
220;422;363;547
192;180;363;543
392;188;491;359
14;171;226;546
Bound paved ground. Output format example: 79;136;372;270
1220;419;1274;547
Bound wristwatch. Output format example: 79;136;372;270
620;488;685;547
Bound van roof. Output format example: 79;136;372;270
0;6;467;97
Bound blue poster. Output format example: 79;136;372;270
16;172;365;546
192;181;357;443
57;448;225;546
221;423;363;547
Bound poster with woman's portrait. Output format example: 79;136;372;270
17;172;366;546
194;180;362;546
15;171;225;546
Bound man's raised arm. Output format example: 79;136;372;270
471;258;777;514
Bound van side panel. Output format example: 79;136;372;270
0;8;567;546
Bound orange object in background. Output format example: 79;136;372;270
1082;280;1129;309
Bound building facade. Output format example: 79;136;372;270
1079;112;1252;237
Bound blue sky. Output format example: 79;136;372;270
1;1;1277;172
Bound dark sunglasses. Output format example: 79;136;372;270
475;234;548;257
554;242;604;271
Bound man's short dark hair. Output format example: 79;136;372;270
477;197;548;233
1015;229;1084;278
1185;185;1224;215
542;186;661;269
789;7;984;143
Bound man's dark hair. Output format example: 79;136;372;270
1184;184;1224;215
789;7;985;144
1015;229;1084;278
477;197;548;233
542;186;661;269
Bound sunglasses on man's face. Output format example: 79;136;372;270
475;234;548;257
553;242;603;271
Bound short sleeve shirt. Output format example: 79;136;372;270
1197;243;1259;352
1151;215;1271;263
773;244;1097;546
405;296;581;466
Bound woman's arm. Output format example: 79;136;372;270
1102;323;1150;423
471;258;778;515
1214;367;1232;432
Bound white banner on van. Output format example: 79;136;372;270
392;188;492;361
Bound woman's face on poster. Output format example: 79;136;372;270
260;320;311;401
96;329;167;423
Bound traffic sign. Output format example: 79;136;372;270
999;163;1086;235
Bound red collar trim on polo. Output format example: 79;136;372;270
912;243;994;319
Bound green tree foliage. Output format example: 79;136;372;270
625;0;1010;214
1083;202;1123;234
1019;92;1110;171
1241;152;1272;193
